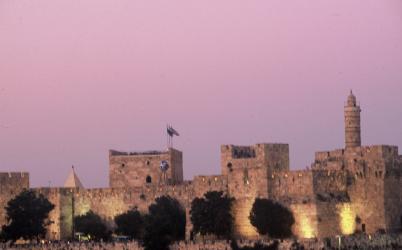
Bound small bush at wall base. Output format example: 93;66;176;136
114;209;144;240
190;191;234;239
249;198;295;239
1;190;55;242
74;210;111;241
142;196;186;250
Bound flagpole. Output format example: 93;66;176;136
167;124;171;149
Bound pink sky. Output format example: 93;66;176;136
0;0;401;188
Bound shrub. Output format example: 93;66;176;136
114;209;144;239
249;198;294;239
74;210;110;241
1;190;54;241
190;191;234;238
142;196;186;250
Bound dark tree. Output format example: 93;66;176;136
74;210;110;241
249;198;295;239
190;191;234;238
114;209;144;239
142;196;186;250
1;190;55;241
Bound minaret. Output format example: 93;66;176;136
344;90;361;149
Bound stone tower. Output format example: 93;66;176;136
109;148;183;188
344;90;361;148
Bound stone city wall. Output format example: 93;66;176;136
0;173;29;228
109;148;183;188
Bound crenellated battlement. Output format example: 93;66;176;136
109;148;183;188
109;150;167;156
221;143;289;176
0;172;29;193
0;92;401;241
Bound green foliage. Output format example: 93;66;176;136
74;210;110;241
142;196;186;250
1;190;55;241
114;209;144;239
249;198;295;239
190;191;234;238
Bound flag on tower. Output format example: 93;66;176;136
167;125;180;137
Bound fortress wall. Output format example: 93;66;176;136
33;188;63;240
347;172;386;234
65;176;243;240
232;197;259;239
320;155;383;235
269;171;314;199
381;145;398;158
383;174;402;232
290;203;319;239
312;170;347;194
344;146;390;161
315;201;354;238
292;199;355;238
192;175;228;198
227;167;268;199
0;172;29;193
274;200;353;239
315;149;345;163
311;145;401;235
221;155;260;177
109;152;168;188
314;146;396;170
342;146;401;234
228;167;269;239
109;149;183;188
69;183;197;239
0;173;29;228
170;149;184;183
264;144;289;172
220;144;289;176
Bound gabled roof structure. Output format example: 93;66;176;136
64;166;84;189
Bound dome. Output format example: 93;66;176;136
347;90;356;106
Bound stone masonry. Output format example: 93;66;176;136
0;92;401;241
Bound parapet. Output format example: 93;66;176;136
109;148;183;188
109;150;166;157
193;175;228;197
221;143;289;175
0;172;29;191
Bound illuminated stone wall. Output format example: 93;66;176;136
220;144;289;176
33;188;63;240
269;170;314;199
192;175;228;198
109;148;183;188
0;173;29;228
290;203;318;239
312;145;402;235
220;143;290;238
1;143;402;241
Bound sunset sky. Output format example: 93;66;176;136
0;0;401;188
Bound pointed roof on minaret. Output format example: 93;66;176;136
347;89;357;107
64;166;84;189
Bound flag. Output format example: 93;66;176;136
167;125;180;137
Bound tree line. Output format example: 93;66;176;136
0;190;295;250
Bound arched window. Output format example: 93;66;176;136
146;176;152;183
